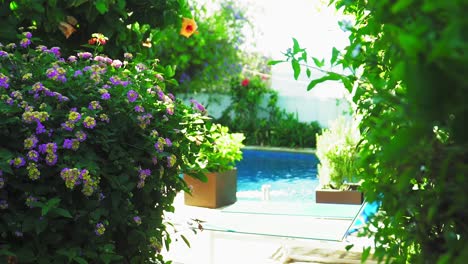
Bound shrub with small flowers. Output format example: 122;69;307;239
0;33;213;263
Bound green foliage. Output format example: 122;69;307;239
216;75;322;148
0;33;211;263
279;0;468;262
315;116;361;189
154;0;248;94
198;123;245;173
0;0;192;57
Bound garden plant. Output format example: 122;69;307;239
0;26;218;263
315;116;361;190
275;0;467;262
0;0;194;57
154;0;249;94
217;74;322;148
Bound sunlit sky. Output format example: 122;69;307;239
243;0;350;59
196;0;353;98
196;0;350;58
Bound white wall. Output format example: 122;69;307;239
179;81;351;129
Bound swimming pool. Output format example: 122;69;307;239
235;149;319;202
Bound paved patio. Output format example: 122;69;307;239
162;193;377;264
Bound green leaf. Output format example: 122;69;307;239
180;235;191;248
291;59;300;80
165;65;176;78
268;60;283;66
69;0;89;7
35;218;48;234
51;208;73;218
306;68;311;78
361;246;371;263
436;253;451;264
57;248;77;261
48;0;57;8
312;57;324;67
74;256;88;264
42;197;61;216
391;0;413;13
399;32;422;54
100;253;123;264
9;1;18;11
292;38;301;53
341;76;354;93
31;1;45;12
301;51;308;62
330;47;339;65
95;0;109;14
307;73;342;90
345;244;354;251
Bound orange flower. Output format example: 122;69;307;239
180;18;198;38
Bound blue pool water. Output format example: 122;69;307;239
235;149;320;202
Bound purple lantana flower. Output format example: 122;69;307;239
63;139;74;149
83;116;96;129
24;135;38;149
20;38;31;48
101;92;110;100
77;52;92;59
95;222;105;236
127;90;138;102
27;150;39;162
45;153;58;166
134;105;144;112
73;70;83;77
88;101;102;110
133;216;142;225
36;121;46;134
75;131;87;142
10;157;26;168
0;73;9;89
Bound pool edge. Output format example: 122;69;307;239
242;145;316;154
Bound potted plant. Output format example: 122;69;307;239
315;116;364;204
184;123;245;208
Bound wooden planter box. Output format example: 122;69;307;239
184;169;237;208
316;189;364;205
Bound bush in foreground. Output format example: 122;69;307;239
0;33;210;263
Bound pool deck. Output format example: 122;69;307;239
163;193;377;264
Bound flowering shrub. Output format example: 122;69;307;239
154;0;249;94
0;33;211;263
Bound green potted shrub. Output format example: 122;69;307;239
315;116;363;204
184;122;245;208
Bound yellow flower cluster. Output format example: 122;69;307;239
81;169;99;196
22;110;49;123
27;163;40;180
